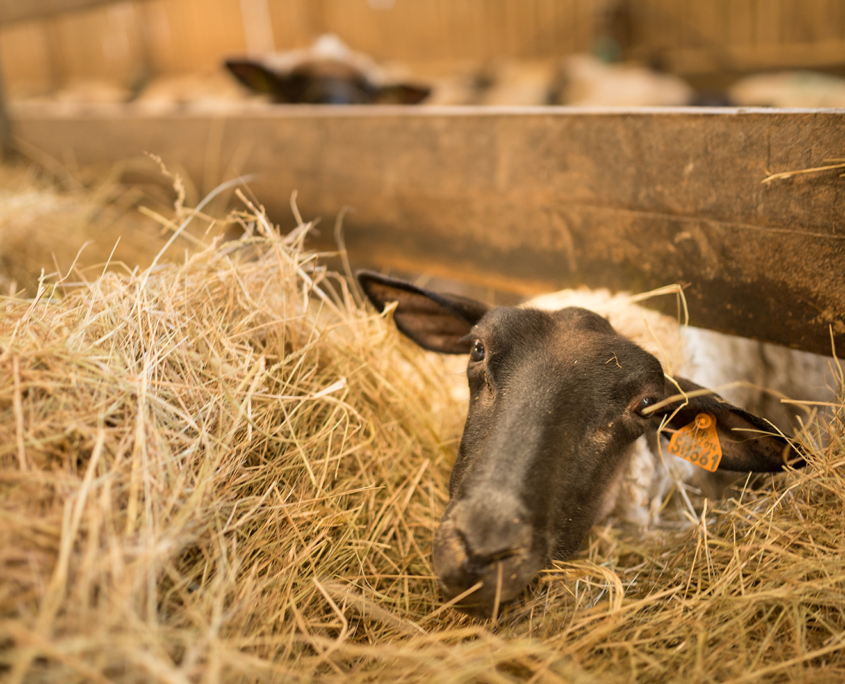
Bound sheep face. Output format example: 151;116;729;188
357;271;801;619
433;305;666;617
224;56;430;105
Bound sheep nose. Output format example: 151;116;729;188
433;500;531;575
432;496;538;618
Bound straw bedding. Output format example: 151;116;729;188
1;184;844;684
0;163;175;297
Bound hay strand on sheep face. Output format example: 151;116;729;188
0;180;844;683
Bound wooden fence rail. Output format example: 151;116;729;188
12;104;845;356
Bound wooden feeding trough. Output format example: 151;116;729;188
12;104;845;357
3;0;845;356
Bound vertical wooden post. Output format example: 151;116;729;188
0;51;14;159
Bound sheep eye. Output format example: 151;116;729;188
469;340;485;363
634;396;658;415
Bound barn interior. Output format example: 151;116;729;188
1;1;844;682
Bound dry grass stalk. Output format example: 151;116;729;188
761;159;845;184
0;185;843;683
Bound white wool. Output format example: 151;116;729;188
555;54;693;107
526;288;688;377
479;61;558;106
729;71;845;108
682;327;838;433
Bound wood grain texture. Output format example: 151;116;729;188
0;0;146;24
4;0;845;92
12;105;845;355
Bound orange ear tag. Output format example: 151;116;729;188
667;412;722;472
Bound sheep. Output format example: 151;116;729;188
728;71;845;108
548;54;695;107
223;34;431;105
528;286;835;526
358;271;834;618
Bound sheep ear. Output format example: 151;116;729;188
357;270;489;354
373;83;431;104
656;376;804;472
225;59;287;98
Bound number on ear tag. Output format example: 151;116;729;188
667;412;722;472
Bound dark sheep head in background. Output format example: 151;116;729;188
224;34;430;105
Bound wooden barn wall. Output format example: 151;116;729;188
0;0;596;93
2;0;845;95
632;0;845;73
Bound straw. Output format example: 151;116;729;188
0;174;843;683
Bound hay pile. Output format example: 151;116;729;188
0;159;232;296
1;190;844;683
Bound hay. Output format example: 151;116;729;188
1;186;844;684
0;159;229;297
762;159;845;184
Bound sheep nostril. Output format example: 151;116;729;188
433;497;536;601
455;529;523;576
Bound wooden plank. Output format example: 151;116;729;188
49;2;147;84
11;105;845;356
818;0;845;43
730;0;755;50
0;20;53;93
3;0;843;89
0;0;149;25
0;52;11;156
141;0;246;76
665;40;845;74
757;0;781;46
